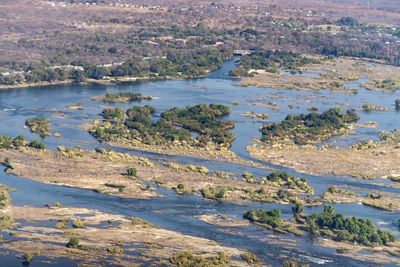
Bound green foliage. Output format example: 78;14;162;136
25;117;51;137
97;92;152;103
323;205;334;214
107;246;124;254
170;250;230;267
67;237;80;248
161;103;234;146
292;202;303;216
0;186;10;208
22;252;34;263
266;172;313;193
28;140;46;150
241;252;262;264
177;184;185;190
260;108;359;144
306;206;396;246
243;209;282;228
0;214;14;230
127;167;137;177
201;187;226;201
90;104;234;147
230;50;320;77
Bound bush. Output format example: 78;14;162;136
28;140;45;150
127;167;137;177
67;237;79;248
243;209;282;228
177;184;185;190
22;252;34;263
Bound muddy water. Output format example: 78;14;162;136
0;57;399;266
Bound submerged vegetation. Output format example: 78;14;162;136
90;104;234;148
259;108;359;145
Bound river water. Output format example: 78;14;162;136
0;57;399;266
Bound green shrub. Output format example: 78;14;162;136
67;237;79;248
22;252;34;263
177;184;185;190
28;140;45;150
127;167;137;177
241;252;262;264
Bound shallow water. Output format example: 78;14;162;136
0;57;399;266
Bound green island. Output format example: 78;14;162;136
90;103;234;148
244;205;397;248
259;108;359;145
25;117;51;138
90;92;153;103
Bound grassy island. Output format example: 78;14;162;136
259;108;359;145
91;92;152;103
25;117;51;137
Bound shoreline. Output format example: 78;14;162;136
0;71;212;91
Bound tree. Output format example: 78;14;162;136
70;69;86;83
292;202;303;216
323;205;334;214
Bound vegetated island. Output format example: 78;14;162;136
243;205;400;265
25;117;51;138
0;184;253;266
247;107;400;179
88;103;269;168
231;50;400;93
90;92;153;103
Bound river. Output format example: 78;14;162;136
0;57;399;266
